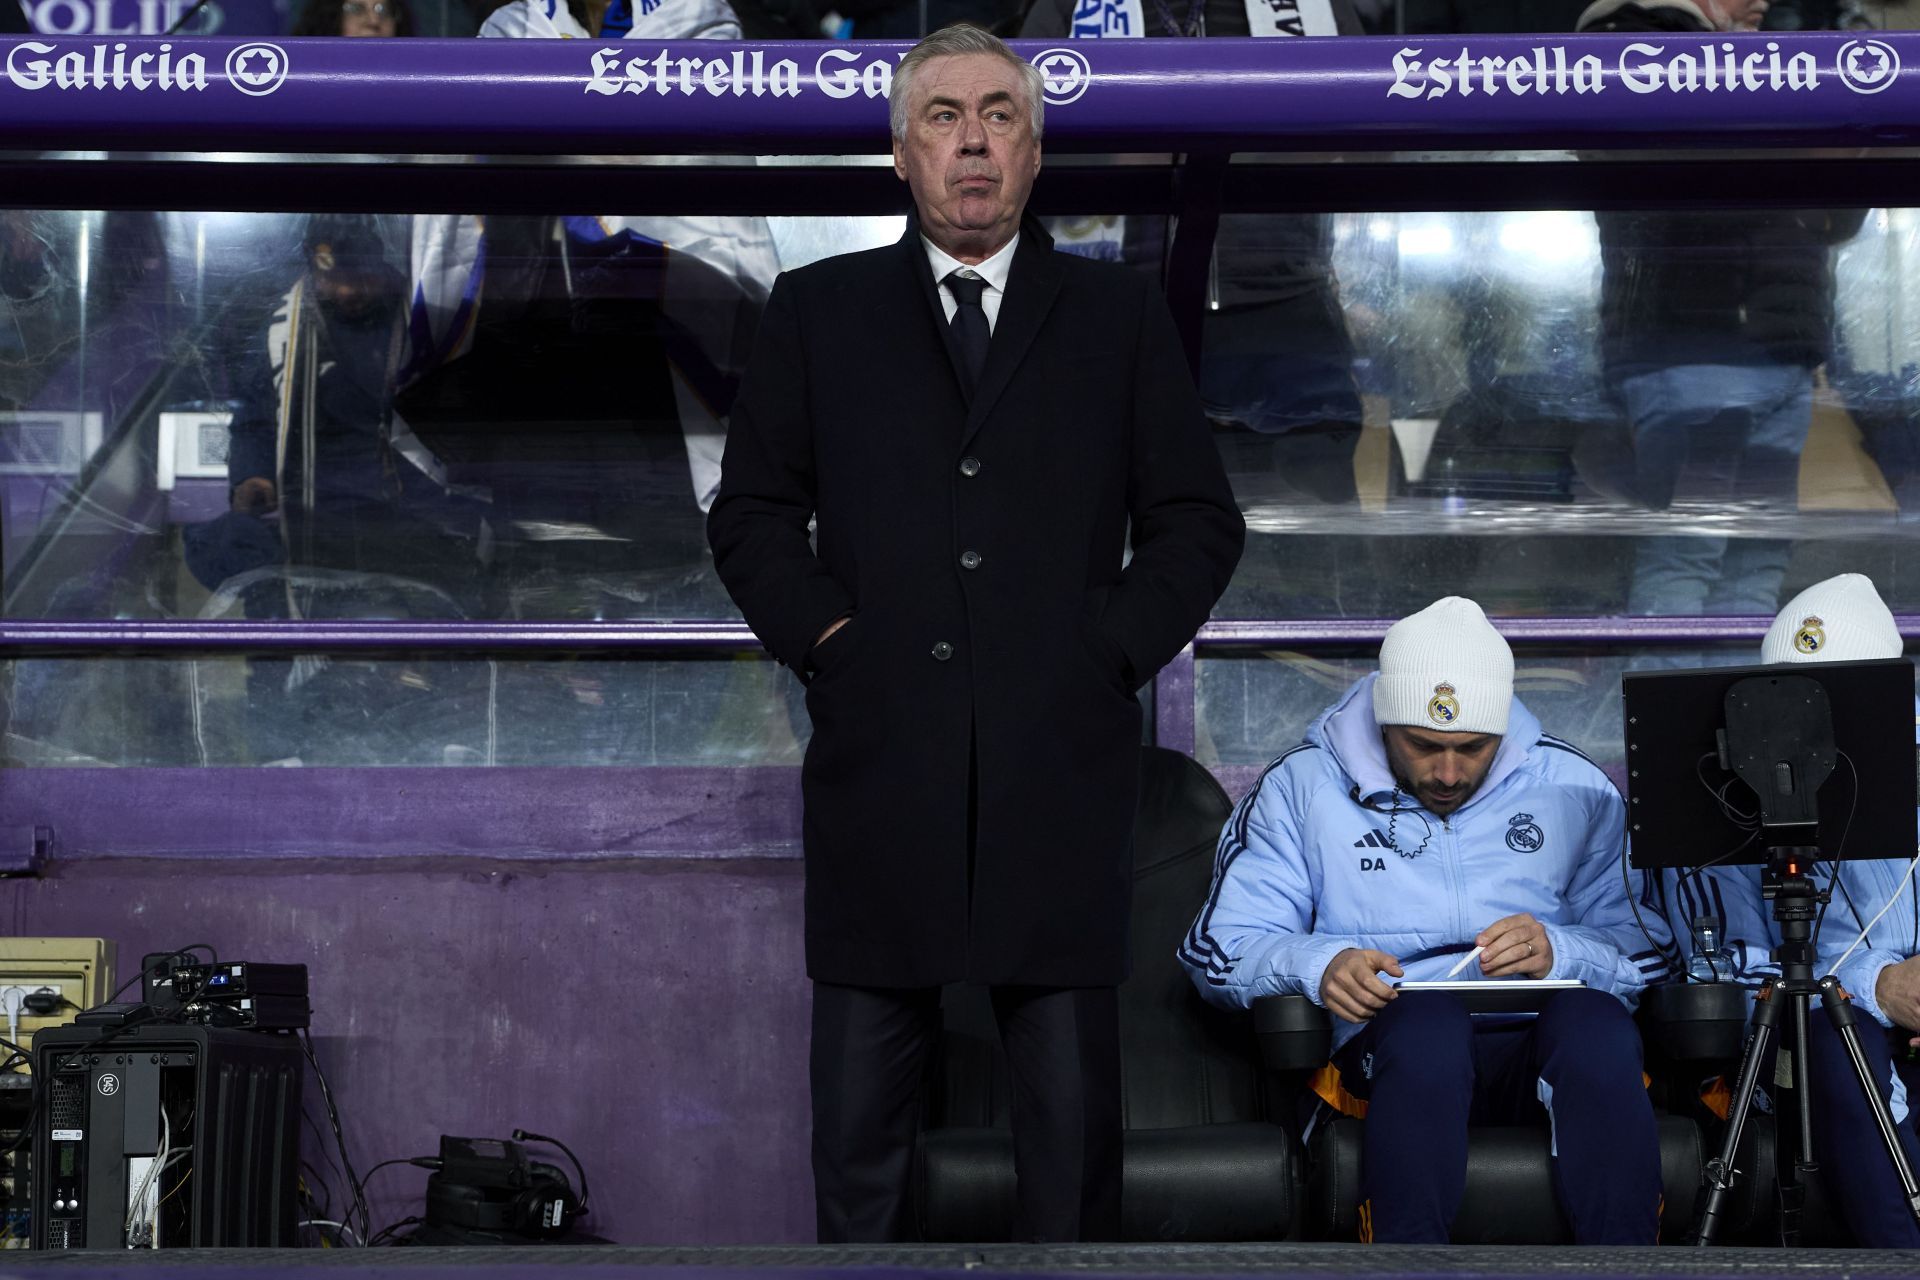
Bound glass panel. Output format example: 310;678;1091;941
3;652;805;766
4;197;1916;633
1211;204;1920;620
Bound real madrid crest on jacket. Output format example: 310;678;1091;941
1181;670;1668;1053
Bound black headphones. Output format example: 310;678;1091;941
434;1163;577;1237
423;1132;589;1240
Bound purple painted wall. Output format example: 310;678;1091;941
0;854;816;1244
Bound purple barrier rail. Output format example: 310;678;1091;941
4;765;805;860
0;33;1916;155
0;615;1912;650
0;619;767;650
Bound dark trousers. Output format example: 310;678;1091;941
1800;1016;1920;1247
1331;988;1662;1244
810;981;1122;1244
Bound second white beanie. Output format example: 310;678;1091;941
1761;573;1902;665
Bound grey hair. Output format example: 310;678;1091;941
888;24;1045;143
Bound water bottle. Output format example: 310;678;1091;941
1688;915;1732;983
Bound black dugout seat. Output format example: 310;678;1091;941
1261;979;1771;1243
915;746;1303;1242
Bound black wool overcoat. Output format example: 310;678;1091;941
708;216;1245;989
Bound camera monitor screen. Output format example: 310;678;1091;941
1621;657;1916;870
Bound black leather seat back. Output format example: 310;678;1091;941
1119;746;1255;1130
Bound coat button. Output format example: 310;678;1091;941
959;457;981;477
959;549;982;570
931;641;954;661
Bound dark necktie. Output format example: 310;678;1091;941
944;271;989;393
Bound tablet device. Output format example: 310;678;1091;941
1394;979;1587;1014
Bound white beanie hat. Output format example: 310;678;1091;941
1373;596;1514;736
1761;573;1902;665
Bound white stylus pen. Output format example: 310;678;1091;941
1444;945;1485;978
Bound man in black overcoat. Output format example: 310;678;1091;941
707;23;1245;1244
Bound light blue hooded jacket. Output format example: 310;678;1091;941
1181;673;1671;1053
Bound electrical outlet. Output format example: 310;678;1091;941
0;940;114;1062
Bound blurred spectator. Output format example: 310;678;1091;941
292;0;414;35
1021;0;1366;507
1393;0;1585;34
474;0;815;34
832;0;1014;36
473;0;599;31
451;0;776;525
478;0;731;33
1577;0;1863;618
219;214;480;586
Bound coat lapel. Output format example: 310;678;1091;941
960;216;1064;450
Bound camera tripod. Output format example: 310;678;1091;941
1694;849;1920;1245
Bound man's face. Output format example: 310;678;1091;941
1701;0;1767;29
340;0;399;34
892;53;1042;261
311;255;396;320
1381;725;1501;818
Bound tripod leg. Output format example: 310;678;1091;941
1777;990;1814;1246
1817;976;1920;1229
1696;981;1784;1246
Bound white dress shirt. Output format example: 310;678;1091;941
922;233;1019;335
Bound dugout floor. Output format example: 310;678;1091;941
0;1244;1916;1279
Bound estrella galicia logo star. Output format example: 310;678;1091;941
226;42;290;96
1837;38;1899;95
1030;47;1091;105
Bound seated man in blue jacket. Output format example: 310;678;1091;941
1667;572;1920;1246
1180;596;1670;1243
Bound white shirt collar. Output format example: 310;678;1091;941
922;231;1019;297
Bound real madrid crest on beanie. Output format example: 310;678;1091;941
1373;596;1514;736
1761;573;1902;665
